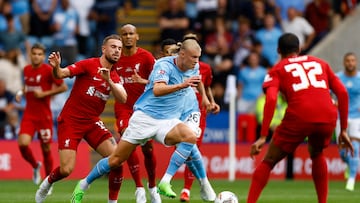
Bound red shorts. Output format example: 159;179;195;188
19;115;53;144
273;120;335;153
57;116;112;150
115;108;133;134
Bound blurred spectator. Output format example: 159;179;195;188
274;0;305;21
231;16;255;69
227;0;253;21
10;0;30;34
0;49;26;138
304;0;332;49
236;51;267;114
28;0;58;48
0;79;15;139
0;48;26;95
246;40;271;69
184;0;198;30
195;0;218;40
203;16;234;110
50;0;79;66
255;13;282;66
249;0;268;31
0;13;30;58
255;93;287;141
70;0;94;59
158;0;189;42
0;0;23;32
281;7;315;54
88;0;121;55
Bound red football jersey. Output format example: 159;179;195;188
59;58;120;120
114;48;155;112
23;63;64;119
261;55;348;136
195;61;213;113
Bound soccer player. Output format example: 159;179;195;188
336;52;360;191
71;38;216;202
159;34;221;202
35;34;127;203
180;40;220;203
113;24;160;203
16;43;67;185
246;33;353;203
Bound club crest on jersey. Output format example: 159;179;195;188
158;69;166;75
64;139;70;148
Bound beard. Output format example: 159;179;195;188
105;54;118;64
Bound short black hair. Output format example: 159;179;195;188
278;33;299;55
160;38;177;50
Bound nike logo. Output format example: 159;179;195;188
93;77;102;81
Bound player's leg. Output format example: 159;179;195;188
126;150;147;203
36;149;77;203
141;140;161;203
157;122;197;198
17;120;40;184
308;123;334;203
344;119;360;191
346;140;360;191
96;137;123;203
38;122;55;179
40;142;53;175
247;139;288;203
71;139;137;203
18;133;41;183
181;114;206;202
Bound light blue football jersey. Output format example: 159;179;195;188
134;56;200;119
337;71;360;118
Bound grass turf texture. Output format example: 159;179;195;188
0;178;359;202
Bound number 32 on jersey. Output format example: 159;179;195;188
285;61;327;92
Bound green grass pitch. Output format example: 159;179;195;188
0;178;359;202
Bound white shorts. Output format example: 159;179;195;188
183;111;201;138
335;118;360;140
121;110;182;146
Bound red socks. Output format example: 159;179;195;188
108;166;124;201
127;151;143;187
19;145;38;168
311;153;328;203
247;160;272;203
42;149;53;176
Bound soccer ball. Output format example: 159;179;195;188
214;191;239;203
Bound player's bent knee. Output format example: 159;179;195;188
60;166;74;177
108;155;123;168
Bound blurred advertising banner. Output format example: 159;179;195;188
123;143;351;180
0;140;90;179
0;141;352;180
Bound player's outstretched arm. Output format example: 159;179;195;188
49;52;71;79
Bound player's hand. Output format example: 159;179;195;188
98;67;110;81
210;102;220;114
184;76;201;88
131;70;148;84
250;136;267;160
338;130;354;157
48;52;61;68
